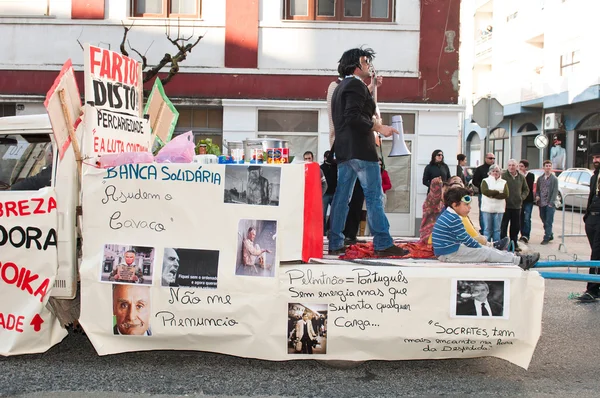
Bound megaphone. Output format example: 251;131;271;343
389;115;411;157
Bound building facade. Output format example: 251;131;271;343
0;0;461;236
461;0;600;170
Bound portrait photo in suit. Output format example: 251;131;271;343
287;303;327;355
452;280;509;319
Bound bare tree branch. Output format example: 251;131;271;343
120;20;135;57
127;39;147;70
113;19;204;88
76;28;84;51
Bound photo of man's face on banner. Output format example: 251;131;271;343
549;133;566;170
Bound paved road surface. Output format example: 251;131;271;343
1;202;597;398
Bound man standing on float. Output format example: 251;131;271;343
327;47;408;258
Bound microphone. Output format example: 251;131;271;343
460;293;473;298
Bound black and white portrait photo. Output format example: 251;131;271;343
452;280;509;319
160;248;219;289
223;165;281;206
236;219;277;277
101;244;155;285
288;303;327;355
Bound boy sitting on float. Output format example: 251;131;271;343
432;187;539;270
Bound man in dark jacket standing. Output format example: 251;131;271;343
471;152;496;234
518;159;535;243
579;143;600;302
501;159;529;251
328;47;407;258
321;150;337;235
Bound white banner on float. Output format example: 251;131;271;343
78;164;543;369
0;188;68;356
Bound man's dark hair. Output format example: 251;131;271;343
520;159;529;168
303;151;314;159
323;150;330;159
443;186;471;208
337;47;376;77
457;154;466;162
543;159;552;166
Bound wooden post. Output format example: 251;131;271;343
58;89;83;179
150;101;166;146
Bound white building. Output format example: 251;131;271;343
0;0;462;236
461;0;600;170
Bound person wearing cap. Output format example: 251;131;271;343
579;143;600;302
550;135;566;170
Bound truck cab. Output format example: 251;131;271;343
0;114;78;299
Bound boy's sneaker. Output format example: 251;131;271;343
541;239;549;245
493;237;510;251
578;292;598;303
519;236;529;243
517;252;540;270
374;245;409;258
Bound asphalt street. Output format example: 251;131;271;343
1;206;598;398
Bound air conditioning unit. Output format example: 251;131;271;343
544;113;562;130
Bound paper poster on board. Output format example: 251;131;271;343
43;59;81;160
144;78;179;147
82;44;151;158
0;188;68;356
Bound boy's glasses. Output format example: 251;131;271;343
461;195;472;204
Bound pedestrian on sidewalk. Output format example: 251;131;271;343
480;164;508;243
472;152;496;234
321;150;337;235
579;144;600;302
456;153;467;185
535;160;559;245
501;159;529;251
519;159;535;243
423;149;451;193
